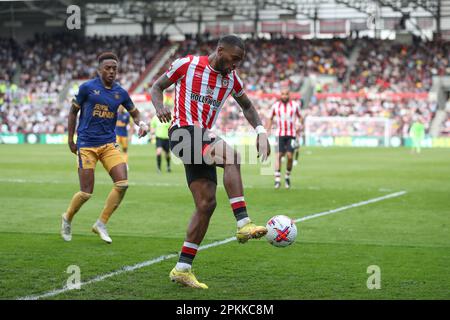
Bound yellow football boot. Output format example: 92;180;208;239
236;221;267;243
169;268;208;289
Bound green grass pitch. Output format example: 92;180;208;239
0;144;449;300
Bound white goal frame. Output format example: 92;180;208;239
304;116;392;147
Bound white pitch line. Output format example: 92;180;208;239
18;253;179;301
0;178;311;190
0;178;185;188
18;190;407;300
295;190;407;223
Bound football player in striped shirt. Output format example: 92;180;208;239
150;34;271;289
266;88;302;189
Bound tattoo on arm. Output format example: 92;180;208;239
150;75;174;111
130;108;141;124
68;102;80;140
234;94;263;129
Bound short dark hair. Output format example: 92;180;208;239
218;34;245;51
97;52;119;64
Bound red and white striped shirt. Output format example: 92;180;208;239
165;55;245;129
270;100;302;137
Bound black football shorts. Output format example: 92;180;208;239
277;136;296;153
169;125;219;186
156;137;170;153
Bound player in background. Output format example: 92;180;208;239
409;115;425;154
115;105;133;169
266;88;302;189
150;34;270;289
61;52;148;244
150;113;171;173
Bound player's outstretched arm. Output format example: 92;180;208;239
129;108;148;138
150;75;173;123
234;93;271;162
296;102;304;139
68;101;80;155
266;113;274;135
296;115;304;140
128;118;135;138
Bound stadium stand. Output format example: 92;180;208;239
146;36;352;94
0;34;448;138
344;38;450;93
0;34;170;134
143;36;445;137
442;111;450;136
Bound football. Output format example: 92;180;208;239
265;215;298;247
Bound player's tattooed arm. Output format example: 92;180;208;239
266;112;274;134
297;115;304;138
129;108;148;138
234;93;271;161
234;93;263;129
128;117;135;137
150;75;173;123
67;100;80;155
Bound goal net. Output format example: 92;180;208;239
304;116;392;147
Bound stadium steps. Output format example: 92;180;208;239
12;64;21;85
344;42;362;84
430;110;447;137
300;77;315;110
58;81;73;105
129;42;180;94
429;75;450;136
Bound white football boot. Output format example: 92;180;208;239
92;220;112;244
61;213;72;242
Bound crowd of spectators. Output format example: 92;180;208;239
18;33;168;95
301;96;436;137
0;84;67;134
150;36;446;137
0;33;169;134
345;38;450;93
1;34;449;138
214;94;436;138
147;36;351;94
